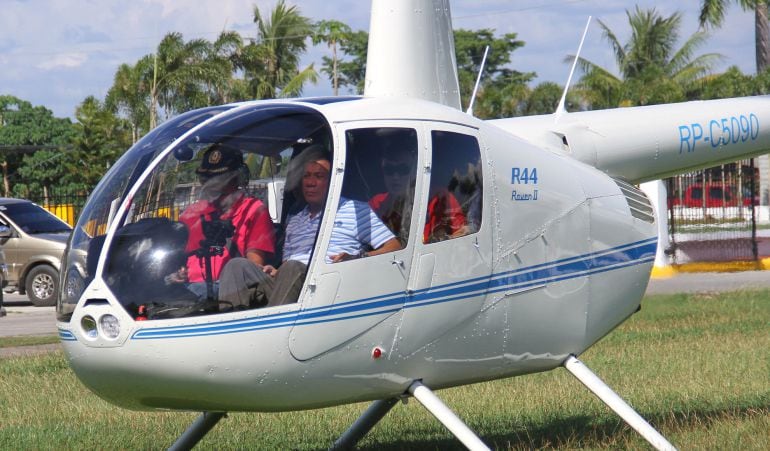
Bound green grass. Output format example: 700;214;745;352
1;291;768;450
0;334;60;348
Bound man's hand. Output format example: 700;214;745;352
330;252;360;263
262;264;278;277
164;266;188;284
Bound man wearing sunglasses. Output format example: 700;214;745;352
370;145;466;244
369;147;416;245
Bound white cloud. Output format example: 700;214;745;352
35;53;88;70
0;0;759;119
36;53;88;70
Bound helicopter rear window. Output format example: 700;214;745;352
425;130;482;244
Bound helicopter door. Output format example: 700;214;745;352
394;125;492;357
288;125;422;361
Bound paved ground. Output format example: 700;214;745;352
1;271;770;341
645;270;770;295
0;293;56;337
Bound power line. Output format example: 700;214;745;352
454;0;589;20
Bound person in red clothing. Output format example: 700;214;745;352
369;146;416;245
175;145;275;306
422;188;466;243
369;146;466;245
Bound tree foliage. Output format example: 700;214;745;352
105;62;150;143
243;0;318;99
329;27;537;118
63;96;132;191
0;96;74;196
699;0;770;72
575;7;721;109
454;29;535;115
332;30;369;94
3;8;770;196
314;20;353;96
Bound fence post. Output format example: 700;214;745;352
640;180;671;276
751;158;758;261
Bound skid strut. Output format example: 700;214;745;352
331;398;399;450
331;381;490;450
408;381;490;451
564;355;677;451
168;411;226;451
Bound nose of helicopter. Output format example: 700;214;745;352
60;307;305;412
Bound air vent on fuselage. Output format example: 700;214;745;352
613;178;655;223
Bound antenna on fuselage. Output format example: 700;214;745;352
554;16;592;124
466;45;490;117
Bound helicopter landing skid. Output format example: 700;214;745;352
331;381;491;451
563;355;677;451
165;360;675;451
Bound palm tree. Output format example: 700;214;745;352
145;32;220;127
203;30;248;104
329;30;369;95
105;62;150;143
244;0;318;99
108;32;246;137
575;7;721;108
699;0;770;73
313;20;352;96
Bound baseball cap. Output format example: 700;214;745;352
196;145;244;176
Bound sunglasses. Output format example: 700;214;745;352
383;163;411;176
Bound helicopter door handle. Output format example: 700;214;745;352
391;259;405;268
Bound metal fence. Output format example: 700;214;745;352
22;181;273;229
24;189;91;227
666;159;760;263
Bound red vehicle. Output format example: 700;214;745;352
670;183;754;208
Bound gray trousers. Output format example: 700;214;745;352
218;258;307;309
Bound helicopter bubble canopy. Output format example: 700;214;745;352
57;103;333;322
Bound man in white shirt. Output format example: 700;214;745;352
219;147;401;308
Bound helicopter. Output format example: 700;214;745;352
56;1;770;450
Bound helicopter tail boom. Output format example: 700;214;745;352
492;95;770;184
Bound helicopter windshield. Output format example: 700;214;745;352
57;103;333;322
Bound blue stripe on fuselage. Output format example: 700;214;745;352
131;238;657;339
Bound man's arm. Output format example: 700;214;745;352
330;237;402;262
243;200;276;267
329;198;401;263
245;249;269;266
366;237;401;256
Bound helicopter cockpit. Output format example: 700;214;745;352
56;99;486;342
57;103;336;322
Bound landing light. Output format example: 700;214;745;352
81;315;97;339
100;314;121;339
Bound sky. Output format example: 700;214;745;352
0;0;757;120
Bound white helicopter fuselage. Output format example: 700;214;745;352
59;97;656;412
54;2;770;448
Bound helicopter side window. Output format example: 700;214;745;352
424;130;483;244
342;128;418;248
